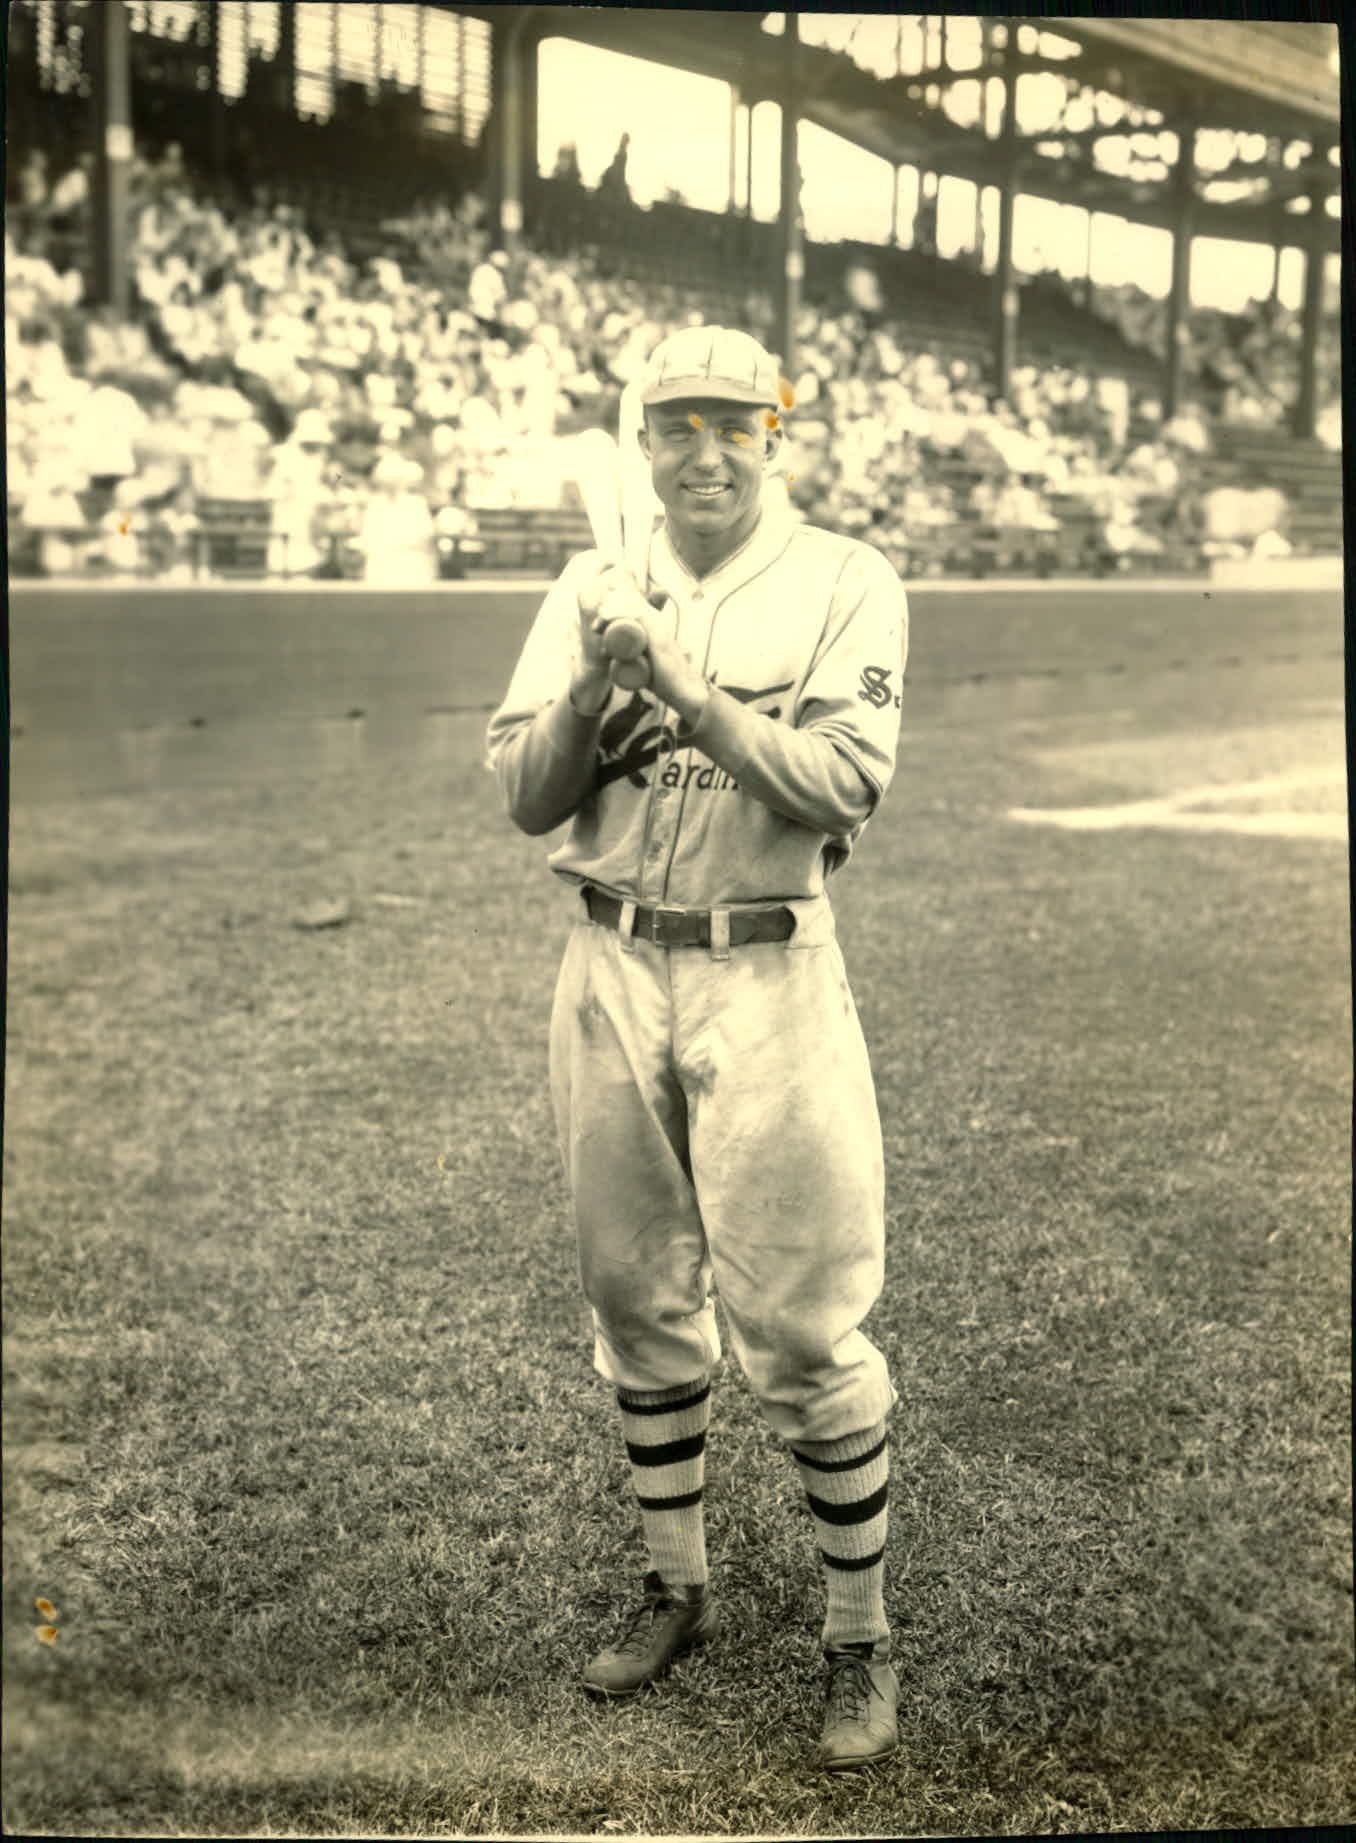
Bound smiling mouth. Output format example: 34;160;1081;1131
683;483;730;499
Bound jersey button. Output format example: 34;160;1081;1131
691;591;704;603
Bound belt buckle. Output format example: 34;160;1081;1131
650;905;684;946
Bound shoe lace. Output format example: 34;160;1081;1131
614;1596;661;1659
826;1652;879;1725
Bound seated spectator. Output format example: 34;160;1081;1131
468;250;509;328
20;451;91;576
265;409;331;575
357;453;437;585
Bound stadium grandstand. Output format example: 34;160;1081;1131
5;3;1341;585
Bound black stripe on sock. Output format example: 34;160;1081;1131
636;1486;704;1512
626;1431;707;1467
821;1542;887;1573
806;1480;890;1527
790;1433;888;1473
618;1381;711;1416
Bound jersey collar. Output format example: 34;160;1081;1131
649;484;798;604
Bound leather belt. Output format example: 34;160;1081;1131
585;886;795;949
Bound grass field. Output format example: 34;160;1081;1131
4;582;1353;1838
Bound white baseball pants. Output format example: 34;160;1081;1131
548;890;896;1442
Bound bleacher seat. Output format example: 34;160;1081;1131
1196;424;1342;554
469;506;593;576
195;498;273;578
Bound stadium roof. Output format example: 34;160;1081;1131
458;8;1340;251
1054;19;1339;134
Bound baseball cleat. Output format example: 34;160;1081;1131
581;1571;718;1698
816;1641;899;1771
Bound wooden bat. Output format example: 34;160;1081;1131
567;425;651;689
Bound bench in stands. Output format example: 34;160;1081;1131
469;506;594;576
194;498;272;578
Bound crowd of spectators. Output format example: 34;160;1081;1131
778;307;1222;573
1095;279;1340;450
9;147;727;579
5;142;1322;583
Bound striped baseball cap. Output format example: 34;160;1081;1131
639;325;781;409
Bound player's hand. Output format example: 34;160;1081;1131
571;558;624;712
583;565;710;725
575;558;618;672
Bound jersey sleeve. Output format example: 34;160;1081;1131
685;692;880;836
486;551;593;751
485;551;613;836
794;542;909;802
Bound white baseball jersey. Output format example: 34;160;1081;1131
486;494;908;908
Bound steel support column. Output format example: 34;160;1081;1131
495;11;536;250
277;0;297;111
1084;209;1095;307
973;182;985;266
1163;125;1196;421
90;0;132;320
917;170;934;252
1293;163;1330;439
777;14;801;375
991;36;1019;401
206;2;226;180
518;24;539;220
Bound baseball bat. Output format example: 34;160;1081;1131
569;427;623;561
567;427;651;689
618;380;653;585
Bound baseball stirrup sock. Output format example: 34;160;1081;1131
789;1421;889;1648
617;1379;711;1589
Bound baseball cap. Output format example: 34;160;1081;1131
640;325;781;410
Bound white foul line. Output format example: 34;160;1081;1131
1009;770;1348;844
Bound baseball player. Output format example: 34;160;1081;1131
486;325;908;1771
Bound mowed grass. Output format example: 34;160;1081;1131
4;619;1353;1837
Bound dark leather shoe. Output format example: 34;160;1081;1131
817;1640;898;1770
581;1571;718;1698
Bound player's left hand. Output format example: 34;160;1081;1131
589;565;710;725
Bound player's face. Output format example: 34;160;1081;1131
641;399;781;567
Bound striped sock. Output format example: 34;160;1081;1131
788;1421;890;1649
617;1379;710;1589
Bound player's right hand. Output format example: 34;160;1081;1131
571;559;634;712
576;560;618;673
577;559;654;667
